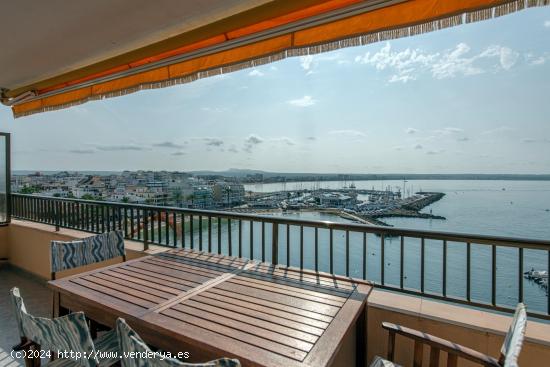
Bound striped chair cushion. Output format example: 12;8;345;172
501;303;527;367
116;318;241;367
51;230;125;273
10;287;99;367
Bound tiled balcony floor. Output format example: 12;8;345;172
0;263;51;367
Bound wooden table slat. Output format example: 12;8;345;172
144;257;227;277
115;266;199;291
102;269;184;295
173;299;319;344
227;276;347;307
191;294;326;336
215;282;341;317
92;272;176;299
161;308;310;360
70;278;157;309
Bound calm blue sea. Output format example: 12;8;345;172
239;180;550;314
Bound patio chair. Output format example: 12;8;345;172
50;230;126;335
370;303;527;367
115;318;241;367
10;287;119;367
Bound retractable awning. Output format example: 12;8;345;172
1;0;548;118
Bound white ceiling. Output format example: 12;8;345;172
0;0;271;91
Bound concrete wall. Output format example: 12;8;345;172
367;290;550;366
6;220;147;279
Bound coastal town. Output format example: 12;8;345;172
12;170;445;225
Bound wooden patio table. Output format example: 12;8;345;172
49;248;372;367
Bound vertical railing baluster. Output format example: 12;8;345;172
286;224;290;267
346;231;350;277
380;234;385;285
548;251;550;315
150;211;155;243
228;219;232;257
467;242;471;301
250;220;254;260
420;237;425;293
314;228;319;272
136;209;141;240
165;211;170;245
300;226;304;270
262;222;266;262
518;247;523;303
271;223;278;265
172;212;177;247
443;240;447;297
238;220;242;258
190;215;194;249
218;217;222;255
491;245;497;306
330;228;334;274
400;236;404;289
123;208;128;238
143;210;149;251
363;232;367;280
199;215;203;251
208;216;212;253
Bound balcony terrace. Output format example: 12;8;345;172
0;195;549;366
1;1;550;366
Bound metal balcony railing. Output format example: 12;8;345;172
10;193;550;320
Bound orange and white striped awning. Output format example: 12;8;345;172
1;0;547;118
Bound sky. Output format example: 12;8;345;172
1;7;550;174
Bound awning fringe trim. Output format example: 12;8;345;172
13;0;548;118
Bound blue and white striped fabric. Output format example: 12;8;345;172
116;318;241;367
501;303;527;367
10;287;99;367
11;287;121;367
51;230;125;273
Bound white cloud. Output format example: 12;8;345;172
434;127;464;135
481;126;515;135
287;95;317;107
276;137;296;146
300;55;314;70
544;20;550;27
355;42;523;83
499;47;519;70
328;130;367;138
248;69;264;77
405;127;419;134
525;52;549;66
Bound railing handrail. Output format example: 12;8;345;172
11;193;550;250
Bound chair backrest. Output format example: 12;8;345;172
10;287;99;367
499;303;527;367
116;318;241;367
51;230;125;275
